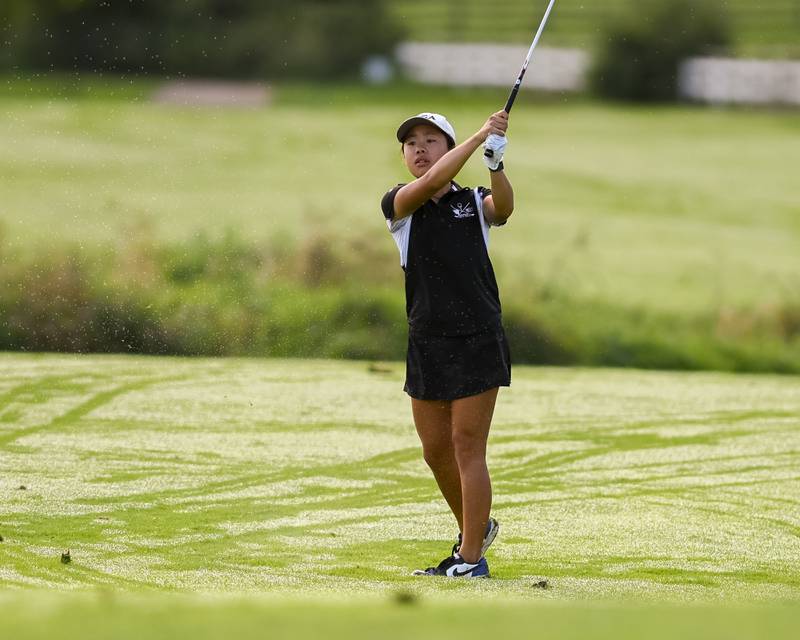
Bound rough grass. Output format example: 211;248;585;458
0;79;798;369
1;80;798;320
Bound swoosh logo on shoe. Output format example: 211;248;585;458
450;566;475;577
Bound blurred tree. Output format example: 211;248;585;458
590;0;731;101
0;0;403;79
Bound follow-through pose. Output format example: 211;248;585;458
381;111;514;578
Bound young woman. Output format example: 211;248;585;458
380;111;514;578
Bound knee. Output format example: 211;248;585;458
452;428;486;464
421;439;454;469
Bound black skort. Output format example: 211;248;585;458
404;326;512;401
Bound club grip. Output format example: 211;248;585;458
484;84;518;156
504;84;521;114
504;84;519;113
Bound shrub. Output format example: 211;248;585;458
1;231;798;374
591;0;731;101
503;304;579;366
0;0;404;80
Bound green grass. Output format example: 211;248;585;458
2;596;800;640
2;352;800;637
390;0;800;58
1;80;798;321
2;74;800;634
1;353;799;603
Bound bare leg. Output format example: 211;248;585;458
450;387;498;563
411;398;463;530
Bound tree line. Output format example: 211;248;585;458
1;0;402;78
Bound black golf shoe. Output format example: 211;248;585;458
413;553;490;578
452;517;500;556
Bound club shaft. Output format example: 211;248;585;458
504;0;557;113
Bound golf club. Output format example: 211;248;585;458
485;0;557;158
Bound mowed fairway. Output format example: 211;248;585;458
1;352;799;609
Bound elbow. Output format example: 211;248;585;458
495;203;514;223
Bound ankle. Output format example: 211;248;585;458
457;551;480;564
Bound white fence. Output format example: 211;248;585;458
395;43;589;92
395;42;800;106
679;57;800;106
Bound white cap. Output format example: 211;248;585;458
396;113;456;147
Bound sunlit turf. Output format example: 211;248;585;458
2;595;800;640
0;80;798;318
1;352;799;604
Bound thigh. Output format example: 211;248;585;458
411;398;452;449
451;387;499;443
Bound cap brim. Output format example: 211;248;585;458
396;117;455;146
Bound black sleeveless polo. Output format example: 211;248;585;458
381;182;503;336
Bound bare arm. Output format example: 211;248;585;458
391;112;508;220
482;169;514;224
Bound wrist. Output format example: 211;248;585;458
489;161;505;173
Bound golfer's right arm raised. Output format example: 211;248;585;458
393;112;508;220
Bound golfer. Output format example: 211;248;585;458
381;111;514;578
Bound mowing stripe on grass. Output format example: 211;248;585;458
0;353;798;602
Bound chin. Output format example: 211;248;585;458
412;165;429;178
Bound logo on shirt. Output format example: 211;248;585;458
451;202;475;219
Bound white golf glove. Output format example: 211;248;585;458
482;133;507;171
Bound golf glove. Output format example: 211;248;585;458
482;133;507;171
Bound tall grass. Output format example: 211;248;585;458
1;81;798;371
1;226;797;373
